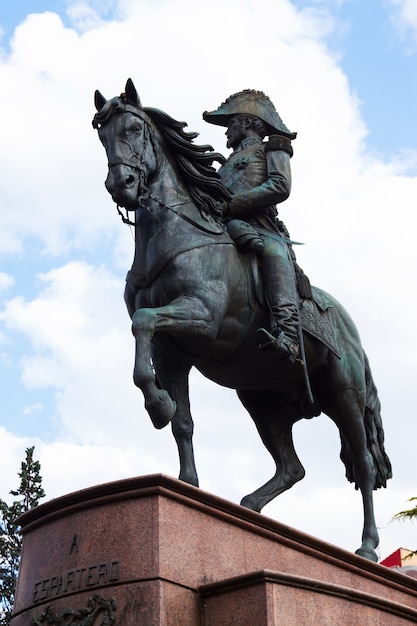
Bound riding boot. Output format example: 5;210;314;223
257;254;301;363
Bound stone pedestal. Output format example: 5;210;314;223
11;474;417;625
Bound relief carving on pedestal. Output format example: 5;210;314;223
30;593;116;625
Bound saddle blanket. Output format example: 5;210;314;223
300;292;341;358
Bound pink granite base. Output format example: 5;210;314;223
11;474;417;625
11;581;200;626
201;570;417;626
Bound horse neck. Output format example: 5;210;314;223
147;145;191;209
132;155;191;258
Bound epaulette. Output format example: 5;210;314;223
264;134;294;158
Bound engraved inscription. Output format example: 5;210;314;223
69;534;79;554
32;561;120;603
30;593;116;625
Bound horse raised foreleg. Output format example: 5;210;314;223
131;296;216;430
131;307;176;429
237;389;305;512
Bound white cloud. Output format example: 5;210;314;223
23;402;44;416
389;0;417;46
0;0;416;560
66;2;107;32
0;261;136;443
0;273;14;292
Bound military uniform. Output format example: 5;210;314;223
203;90;301;362
218;135;292;228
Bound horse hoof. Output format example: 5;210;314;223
240;495;262;513
145;391;177;429
355;547;378;562
178;472;199;488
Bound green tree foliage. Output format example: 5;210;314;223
393;497;417;560
0;447;45;624
393;497;417;522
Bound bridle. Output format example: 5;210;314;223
101;110;155;227
97;103;215;232
116;204;136;227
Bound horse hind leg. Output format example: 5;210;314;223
324;385;380;562
238;389;305;512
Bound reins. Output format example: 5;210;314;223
117;204;136;227
116;195;200;229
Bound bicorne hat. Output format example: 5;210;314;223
203;89;296;140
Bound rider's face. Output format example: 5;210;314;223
226;116;246;150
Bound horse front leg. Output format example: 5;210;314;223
131;296;215;430
131;307;176;429
152;344;198;486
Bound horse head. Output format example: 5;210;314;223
94;81;231;223
92;79;159;210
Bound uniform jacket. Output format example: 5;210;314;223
218;136;292;232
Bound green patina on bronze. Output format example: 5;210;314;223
93;79;391;563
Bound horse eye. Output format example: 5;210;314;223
131;123;142;133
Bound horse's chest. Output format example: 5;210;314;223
131;215;231;296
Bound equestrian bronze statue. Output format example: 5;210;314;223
92;79;391;562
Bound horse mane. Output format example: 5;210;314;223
144;107;231;221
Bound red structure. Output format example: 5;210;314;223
381;548;417;569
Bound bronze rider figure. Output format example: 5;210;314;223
203;90;301;363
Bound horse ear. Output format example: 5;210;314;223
125;78;142;107
94;90;107;111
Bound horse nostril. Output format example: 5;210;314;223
125;174;135;186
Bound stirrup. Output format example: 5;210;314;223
257;328;301;364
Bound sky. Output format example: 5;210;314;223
0;0;416;563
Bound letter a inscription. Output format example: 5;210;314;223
69;534;79;554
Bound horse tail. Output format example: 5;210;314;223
340;351;392;490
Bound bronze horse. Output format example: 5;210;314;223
93;79;391;561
